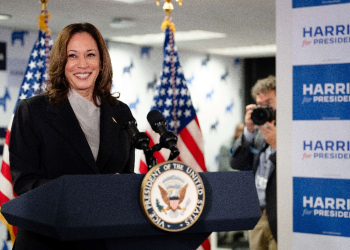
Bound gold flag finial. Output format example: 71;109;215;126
157;0;180;33
40;0;48;10
156;0;182;17
38;0;51;34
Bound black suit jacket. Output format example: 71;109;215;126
230;129;277;242
9;94;135;249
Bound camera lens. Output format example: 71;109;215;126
251;106;275;125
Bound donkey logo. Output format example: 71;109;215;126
0;88;11;112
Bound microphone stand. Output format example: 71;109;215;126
143;146;157;171
132;133;180;172
168;146;180;161
123;119;179;171
147;142;180;171
127;129;157;171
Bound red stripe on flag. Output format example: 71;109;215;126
194;117;201;128
153;151;166;163
201;238;211;250
0;191;10;205
179;127;206;171
1;161;13;184
139;159;148;174
5;130;10;146
145;131;155;147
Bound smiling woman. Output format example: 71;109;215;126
47;22;116;107
64;32;101;103
9;23;136;250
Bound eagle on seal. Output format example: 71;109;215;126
158;184;188;212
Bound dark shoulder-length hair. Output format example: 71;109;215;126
47;22;119;106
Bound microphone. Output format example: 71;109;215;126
119;110;157;170
147;110;180;160
119;111;150;150
124;121;151;150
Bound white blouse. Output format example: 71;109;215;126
68;89;101;161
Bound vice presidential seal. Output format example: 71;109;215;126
140;161;205;232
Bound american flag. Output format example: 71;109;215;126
0;29;52;243
139;27;210;250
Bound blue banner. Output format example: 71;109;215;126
293;0;350;8
293;63;350;120
294;177;350;237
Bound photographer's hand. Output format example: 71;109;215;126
258;121;276;149
245;104;257;133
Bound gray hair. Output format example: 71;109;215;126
251;75;276;100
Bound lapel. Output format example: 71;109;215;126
46;98;99;174
96;100;121;170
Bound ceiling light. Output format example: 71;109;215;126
109;30;226;44
207;45;276;57
0;14;12;20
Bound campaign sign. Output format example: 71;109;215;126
294;177;350;237
292;3;350;65
293;63;350;120
293;0;350;8
293;121;350;179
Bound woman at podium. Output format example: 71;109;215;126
9;23;135;250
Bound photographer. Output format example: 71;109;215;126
230;75;277;250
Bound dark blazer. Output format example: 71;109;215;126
230;129;277;242
9;94;135;249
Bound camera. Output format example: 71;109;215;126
251;105;276;125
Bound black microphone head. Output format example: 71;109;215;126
118;109;137;129
147;109;167;131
